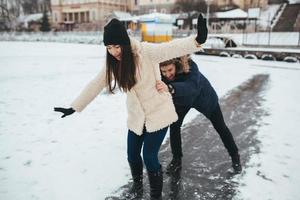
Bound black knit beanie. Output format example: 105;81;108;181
103;18;130;46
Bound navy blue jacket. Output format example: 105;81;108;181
162;60;218;118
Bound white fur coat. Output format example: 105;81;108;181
71;36;202;135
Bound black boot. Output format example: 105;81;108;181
125;162;143;199
166;158;182;174
231;153;242;173
148;168;163;200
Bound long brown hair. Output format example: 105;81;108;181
159;55;191;74
106;45;137;93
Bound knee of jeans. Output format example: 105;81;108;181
127;154;142;164
144;160;160;172
143;154;158;169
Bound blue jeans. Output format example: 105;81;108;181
127;127;168;172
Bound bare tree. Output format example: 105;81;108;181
0;0;12;30
173;0;219;13
44;0;51;12
0;0;51;31
21;0;51;14
22;0;39;14
173;0;207;13
9;0;23;17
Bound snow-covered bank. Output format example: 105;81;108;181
1;31;299;48
233;67;300;200
0;32;103;44
0;42;299;200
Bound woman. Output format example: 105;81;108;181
157;55;242;174
54;16;207;200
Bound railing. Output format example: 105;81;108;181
271;3;287;29
211;32;300;47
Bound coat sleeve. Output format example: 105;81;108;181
71;66;107;112
143;35;203;64
171;61;201;98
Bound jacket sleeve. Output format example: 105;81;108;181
71;66;107;112
143;35;203;64
171;61;201;98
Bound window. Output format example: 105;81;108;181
92;11;96;21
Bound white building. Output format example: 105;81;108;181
138;0;176;14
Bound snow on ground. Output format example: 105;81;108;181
0;42;128;200
0;41;299;200
233;64;300;200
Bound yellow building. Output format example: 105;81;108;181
51;0;139;31
140;12;173;43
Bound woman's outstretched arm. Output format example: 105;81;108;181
143;14;207;64
70;66;107;112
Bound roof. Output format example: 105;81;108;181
214;9;248;18
112;11;132;19
139;12;173;23
18;13;44;23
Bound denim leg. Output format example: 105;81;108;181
170;106;190;158
208;104;239;156
143;127;168;172
127;129;144;167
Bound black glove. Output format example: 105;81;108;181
54;107;75;118
195;13;208;44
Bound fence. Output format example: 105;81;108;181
1;31;300;47
209;32;300;47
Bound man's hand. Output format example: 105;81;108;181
156;81;169;93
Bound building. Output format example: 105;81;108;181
210;0;269;11
139;12;173;42
234;0;268;10
51;0;139;31
138;0;176;14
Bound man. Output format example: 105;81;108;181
156;55;242;174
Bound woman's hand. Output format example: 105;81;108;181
156;81;169;93
195;13;208;44
54;107;75;118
